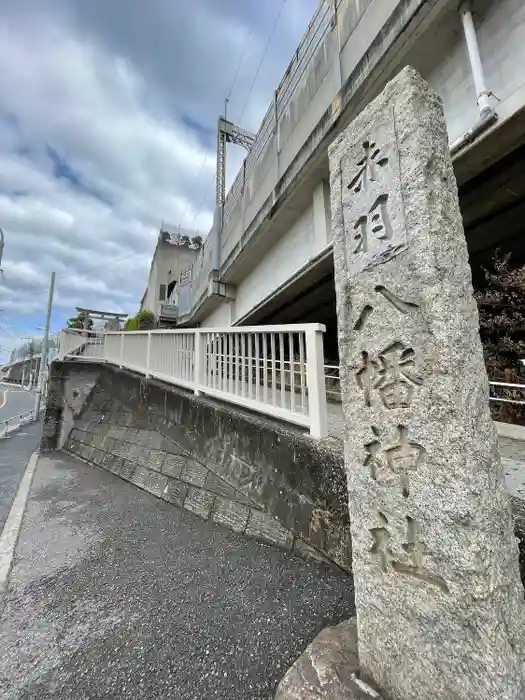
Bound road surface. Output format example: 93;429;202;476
0;385;35;423
0;451;354;700
0;387;41;532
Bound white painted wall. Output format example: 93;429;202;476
233;203;316;321
201;302;233;328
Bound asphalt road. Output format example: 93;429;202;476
0;451;355;700
0;388;41;533
0;386;35;423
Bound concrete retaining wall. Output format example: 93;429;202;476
42;361;352;571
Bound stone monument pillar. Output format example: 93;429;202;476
329;67;525;700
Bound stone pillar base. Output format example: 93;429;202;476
275;618;384;699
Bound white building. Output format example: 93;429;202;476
140;224;202;326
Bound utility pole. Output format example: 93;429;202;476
22;336;35;388
34;271;55;419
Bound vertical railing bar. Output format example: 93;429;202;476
179;333;183;379
262;334;268;405
213;334;218;390
299;331;306;413
279;333;285;408
187;332;191;381
241;334;246;398
192;332;195;382
305;327;328;438
231;333;235;395
216;335;220;391
183;333;186;379
289;332;296;413
236;334;241;396
225;333;228;393
207;333;211;387
255;334;260;403
183;333;187;380
203;333;208;385
221;333;226;391
248;334;253;400
271;333;277;405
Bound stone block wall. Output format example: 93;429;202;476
43;361;352;571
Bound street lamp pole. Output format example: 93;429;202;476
34;271;55;419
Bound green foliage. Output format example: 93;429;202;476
136;311;155;329
475;250;525;424
124;310;155;331
191;235;203;248
67;312;93;330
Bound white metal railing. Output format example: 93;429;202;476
58;329;105;361
0;408;35;438
489;381;525;406
60;324;328;438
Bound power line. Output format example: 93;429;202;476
236;0;287;124
184;27;253;230
190;0;288;228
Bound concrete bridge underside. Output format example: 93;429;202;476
237;129;525;365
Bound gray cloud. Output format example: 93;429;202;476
0;0;318;361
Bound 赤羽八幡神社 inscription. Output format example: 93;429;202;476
330;67;525;700
340;119;408;277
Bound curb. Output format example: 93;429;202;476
0;450;40;594
496;421;525;442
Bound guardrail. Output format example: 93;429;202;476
60;325;328;438
58;329;105;361
0;409;35;438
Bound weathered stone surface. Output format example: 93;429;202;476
109;457;124;476
130;465;150;490
162;478;189;507
162;453;187;479
127;444;145;465
275;619;382;700
211;497;249;533
91;448;104;467
147;450;166;473
124;427;138;442
204;471;254;505
143;471;168;498
102;452;116;471
329;67;525;699
119;460;136;481
181;460;208;487
245;509;294;549
115;442;132;460
293;539;331;566
43;359;352;571
183;487;215;520
137;430;164;450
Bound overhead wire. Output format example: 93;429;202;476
186;26;253;229
189;0;288;228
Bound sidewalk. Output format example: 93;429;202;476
0;451;354;700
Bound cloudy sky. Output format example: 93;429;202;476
0;0;318;361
